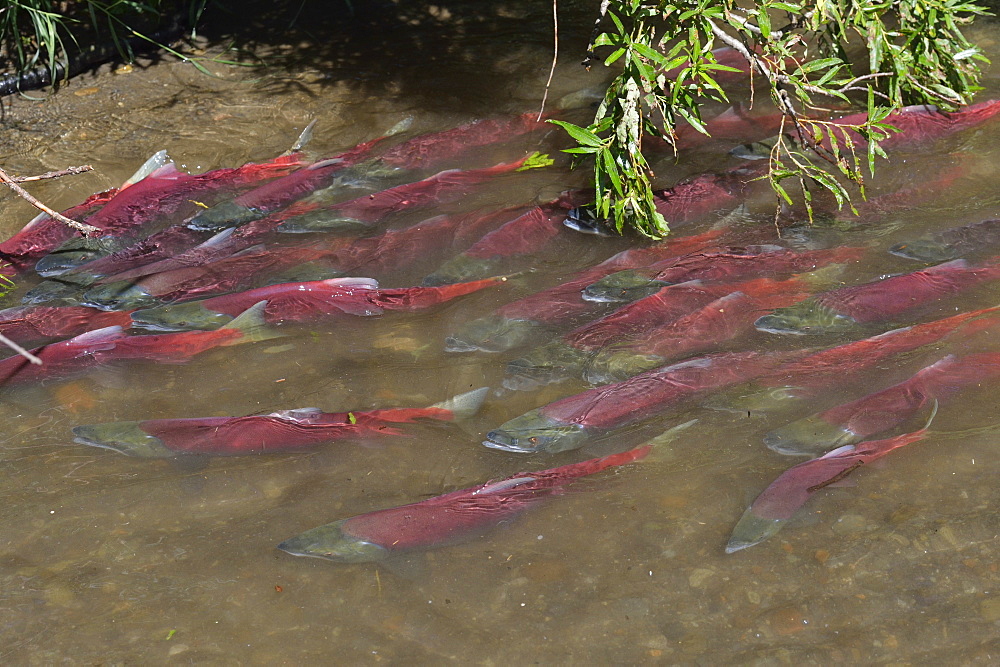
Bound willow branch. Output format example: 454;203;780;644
0;165;100;235
10;164;93;183
537;0;559;121
0;331;42;365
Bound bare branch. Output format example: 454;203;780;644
0;331;42;365
0;165;101;236
10;165;93;183
537;0;559;121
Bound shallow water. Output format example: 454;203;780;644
1;4;999;663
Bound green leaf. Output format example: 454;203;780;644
547;120;604;147
516;152;554;171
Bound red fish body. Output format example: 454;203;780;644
276;445;650;561
443;229;726;352
727;426;931;552
0;304;133;346
584;285;809;385
486;350;799;454
0;190;118;269
130;276;504;331
421;191;590;286
674;106;785;151
376;113;549;171
73;400;472;458
276;157;534;233
653;161;766;226
830;99;1000;150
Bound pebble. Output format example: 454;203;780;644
980;597;1000;622
831;513;868;535
688;568;714;588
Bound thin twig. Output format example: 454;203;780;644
10;164;93;183
0;331;42;365
538;0;559;121
0;165;100;235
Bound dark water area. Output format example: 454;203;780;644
0;3;999;663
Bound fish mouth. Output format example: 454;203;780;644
887;240;956;263
21;280;87;306
582;271;667;303
444;317;539;354
763;417;860;456
754;299;857;336
81;281;157;311
277;519;389;563
483;410;588;454
72;422;176;458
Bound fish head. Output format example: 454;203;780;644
563;206;613;236
703;384;804;413
130;302;232;332
444;316;539;353
754;299;857;336
763;415;860;457
72;422;177;458
186;201;261;232
34;237;117;277
423;254;495;287
583;349;664;385
502;342;588;391
725;506;786;553
275;211;369;234
21;280;86;306
887;239;957;263
81;280;158;311
582;271;666;303
483;409;588;454
277;519;388;563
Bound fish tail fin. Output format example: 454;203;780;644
643;419;700;463
430;387;489;420
220;301;283;344
287;119;317;154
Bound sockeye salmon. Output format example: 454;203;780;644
0;302;277;387
0;304;134;347
764;352;1000;456
421;191;589;286
504;277;803;391
443;229;727;352
755;258;1000;335
583;245;863;303
277;442;651;562
889;218;1000;263
129;277;505;331
583;285;810;385
72;388;488;458
485;350;800;454
727;413;934;553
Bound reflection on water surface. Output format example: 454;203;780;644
0;5;998;663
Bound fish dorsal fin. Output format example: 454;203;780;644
122;150;171;187
220;301;282;343
288;120;317;154
475;476;537;495
270;407;324;422
820;444;857;459
430;387;489;419
71;325;125;344
307;157;346;171
927;258;967;271
198;227;236;248
321;277;379;290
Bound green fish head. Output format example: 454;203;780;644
483;409;588;454
583;349;663;385
445;316;539;353
130;302;232;332
423;254;495;287
703;384;804;414
888;239;956;263
186;201;261;232
275;212;369;234
763;415;860;457
582;271;666;303
502;342;588;391
754;299;857;336
277;519;389;563
35;237;118;277
72;422;176;458
21;280;86;306
82;281;157;311
726;506;787;554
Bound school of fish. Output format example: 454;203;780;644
3;87;1000;565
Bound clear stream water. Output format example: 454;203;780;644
0;3;997;663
